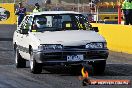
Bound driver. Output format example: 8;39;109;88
33;17;47;30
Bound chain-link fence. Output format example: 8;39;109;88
0;0;92;12
0;0;24;3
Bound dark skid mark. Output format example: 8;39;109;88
0;49;13;51
104;64;132;76
0;38;13;41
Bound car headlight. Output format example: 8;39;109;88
38;44;63;51
85;42;105;49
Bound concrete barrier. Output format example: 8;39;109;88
91;23;132;54
0;3;16;24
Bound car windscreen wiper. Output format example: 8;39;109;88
39;27;61;32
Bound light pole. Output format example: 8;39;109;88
14;0;16;3
117;0;121;24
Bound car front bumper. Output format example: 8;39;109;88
33;49;109;66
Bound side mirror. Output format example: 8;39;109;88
92;27;99;32
20;29;29;34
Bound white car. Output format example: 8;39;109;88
13;11;109;74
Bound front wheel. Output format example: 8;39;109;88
15;49;26;68
92;60;106;75
30;52;42;74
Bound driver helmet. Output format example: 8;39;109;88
34;17;47;28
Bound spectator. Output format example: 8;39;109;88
15;2;26;25
122;0;132;25
33;3;42;13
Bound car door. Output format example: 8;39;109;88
14;16;29;54
18;16;33;60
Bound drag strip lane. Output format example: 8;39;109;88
0;64;131;88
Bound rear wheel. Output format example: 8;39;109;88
30;51;42;74
92;60;106;75
15;49;26;68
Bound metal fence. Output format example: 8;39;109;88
0;0;26;3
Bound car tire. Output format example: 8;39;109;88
30;51;42;74
15;49;26;68
14;43;17;52
92;60;106;75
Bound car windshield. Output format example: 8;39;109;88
32;14;91;32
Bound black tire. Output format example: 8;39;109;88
30;51;42;74
15;49;26;68
14;43;17;52
92;60;106;75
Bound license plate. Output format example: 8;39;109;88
67;55;84;62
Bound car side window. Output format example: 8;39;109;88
20;16;32;30
20;16;29;29
25;16;33;30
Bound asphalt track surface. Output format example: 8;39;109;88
0;25;132;88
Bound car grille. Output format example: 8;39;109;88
43;51;106;61
64;45;85;50
44;52;87;61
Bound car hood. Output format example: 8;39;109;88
30;30;106;46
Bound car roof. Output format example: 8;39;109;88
29;11;81;16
